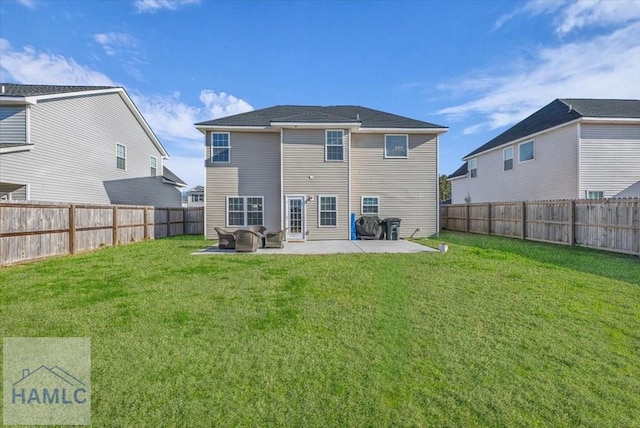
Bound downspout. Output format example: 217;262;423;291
203;131;208;238
348;128;352;239
435;133;440;239
576;122;582;199
280;128;284;230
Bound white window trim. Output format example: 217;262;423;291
211;132;231;164
361;195;380;216
586;190;604;200
318;195;338;228
503;147;513;171
150;156;157;176
116;143;127;171
384;134;409;159
225;196;264;227
518;140;535;163
325;130;344;162
469;158;477;178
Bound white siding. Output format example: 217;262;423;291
205;131;280;239
282;129;349;240
580;124;640;198
0;93;179;206
451;124;579;203
0;106;27;143
351;133;438;238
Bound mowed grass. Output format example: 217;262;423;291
1;232;639;427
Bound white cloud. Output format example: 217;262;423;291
200;90;254;120
16;0;37;9
438;22;640;133
133;0;200;13
0;39;116;86
94;32;138;57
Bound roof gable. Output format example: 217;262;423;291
195;105;446;129
463;98;640;159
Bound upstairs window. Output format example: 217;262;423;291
469;158;478;178
384;135;408;158
116;143;126;170
519;140;534;162
503;147;513;171
319;196;337;227
212;133;230;163
325;130;344;161
150;156;157;176
361;196;379;215
191;194;203;202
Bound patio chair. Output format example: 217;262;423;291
233;229;261;252
214;227;236;250
247;225;268;235
264;228;287;249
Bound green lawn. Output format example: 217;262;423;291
1;232;639;427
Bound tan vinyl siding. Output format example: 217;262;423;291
205;131;280;239
451;124;579;203
580;124;640;198
0;93;179;206
351;133;438;238
0;106;27;143
282;129;349;240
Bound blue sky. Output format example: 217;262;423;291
1;0;639;190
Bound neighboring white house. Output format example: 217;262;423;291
0;83;185;206
186;185;204;207
449;98;640;203
195;105;448;241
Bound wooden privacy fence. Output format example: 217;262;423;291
441;198;640;256
0;201;205;266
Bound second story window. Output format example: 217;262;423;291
191;194;204;202
385;135;408;158
503;147;513;171
212;133;230;163
519;140;534;162
116;143;126;170
150;156;157;176
469;158;477;178
325;130;344;161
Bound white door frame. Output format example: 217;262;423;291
285;195;306;241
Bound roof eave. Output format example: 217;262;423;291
447;174;467;181
580;117;640;124
354;127;448;134
270;121;362;129
0;96;36;106
195;125;274;134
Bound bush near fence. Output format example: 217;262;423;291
0;201;204;266
440;198;640;257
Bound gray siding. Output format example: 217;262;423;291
351;133;438;238
0;93;179;206
204;131;280;239
580;124;640;198
451;124;579;203
0;106;27;144
282;129;350;240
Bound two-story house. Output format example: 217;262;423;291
195;105;447;241
186;185;205;207
449;98;640;203
0;83;185;206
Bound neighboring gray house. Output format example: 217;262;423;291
449;99;640;204
186;185;204;207
195;105;448;241
0;83;185;206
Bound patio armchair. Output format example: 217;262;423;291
264;228;287;249
214;227;236;249
233;229;261;252
247;225;268;235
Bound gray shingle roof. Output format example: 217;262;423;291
162;167;186;186
450;98;640;179
196;105;446;129
0;83;116;97
463;98;640;159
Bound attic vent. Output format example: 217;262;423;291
356;113;360;120
567;104;573;113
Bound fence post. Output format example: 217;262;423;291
183;208;187;235
487;202;492;235
69;204;76;255
466;204;470;233
143;207;148;241
112;206;118;246
521;201;526;240
568;200;575;245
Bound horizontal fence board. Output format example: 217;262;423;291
441;198;639;257
0;202;205;266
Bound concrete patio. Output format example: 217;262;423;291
193;239;438;256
